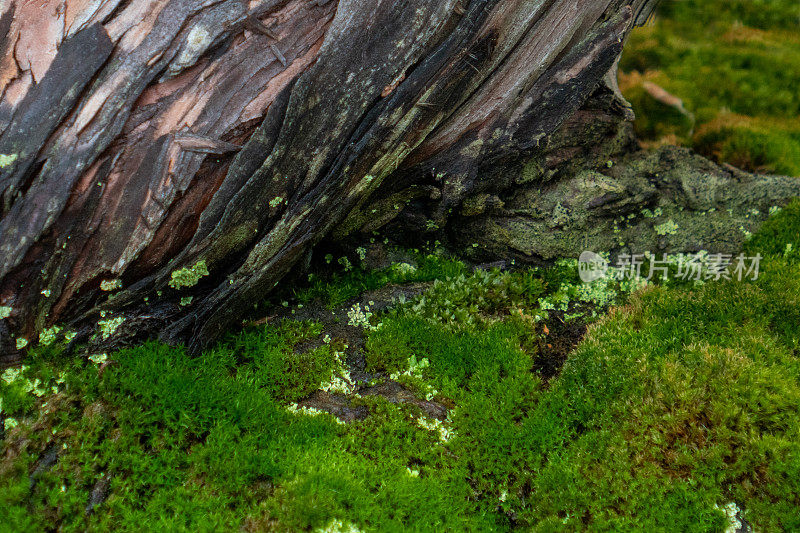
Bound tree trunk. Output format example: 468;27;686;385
0;0;681;362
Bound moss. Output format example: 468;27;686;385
518;157;544;184
168;260;209;290
332;186;425;238
621;0;800;174
4;218;800;530
693;115;800;175
2;155;799;533
294;249;467;308
461;193;504;217
744;198;800;257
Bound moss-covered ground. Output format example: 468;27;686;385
620;0;800;176
2;201;800;531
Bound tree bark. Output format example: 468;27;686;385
0;0;663;362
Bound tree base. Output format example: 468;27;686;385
352;86;800;265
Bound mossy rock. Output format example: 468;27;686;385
458;146;800;263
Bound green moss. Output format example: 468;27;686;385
360;209;800;530
744;198;800;257
694;121;800;176
3;208;800;530
621;0;800;175
295;249;467;308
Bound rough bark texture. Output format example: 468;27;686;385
6;0;790;365
424;86;800;264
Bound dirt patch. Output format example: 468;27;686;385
534;311;589;381
360;381;448;421
297;391;370;423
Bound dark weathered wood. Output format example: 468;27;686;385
0;0;659;362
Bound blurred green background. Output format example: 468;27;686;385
620;0;800;175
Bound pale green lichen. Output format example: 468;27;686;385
390;355;429;381
39;325;62;346
88;353;109;365
392;262;417;276
655;220;680;236
551;202;570;226
16;337;28;350
316;518;363;533
347;303;376;330
0;153;18;168
1;366;25;384
269;196;284;208
416;415;453;443
169;260;209;289
0;306;11;320
98;316;124;339
100;279;122;291
286;403;345;425
1;365;63;398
